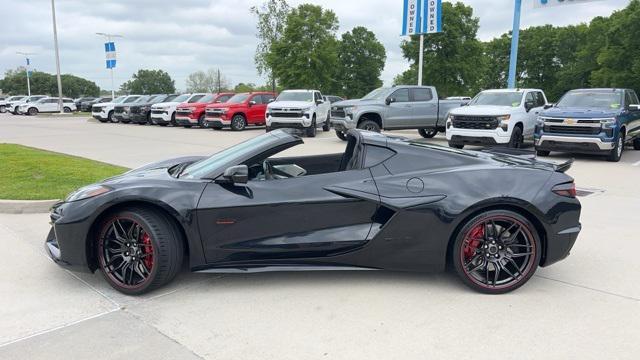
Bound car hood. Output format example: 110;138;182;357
176;103;202;109
268;100;313;108
152;101;181;108
332;99;380;107
541;107;620;118
450;105;520;116
102;156;206;185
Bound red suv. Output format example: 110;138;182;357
204;92;276;131
175;92;235;128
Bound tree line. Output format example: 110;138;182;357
395;0;640;101
0;69;100;98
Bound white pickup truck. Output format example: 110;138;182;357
265;90;331;137
446;89;548;149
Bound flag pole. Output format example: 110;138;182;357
418;34;424;86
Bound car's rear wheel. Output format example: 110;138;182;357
508;126;524;148
607;133;624;162
322;114;330;132
306;117;317;137
97;207;183;295
419;128;438;138
336;130;347;141
28;107;38;116
231;114;247;131
108;111;116;123
358;120;380;133
452;210;541;294
63;107;72;113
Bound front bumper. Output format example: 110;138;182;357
175;116;198;126
44;202;94;273
330;117;356;132
113;112;131;121
92;111;108;120
267;116;312;128
535;135;614;153
204;116;229;128
130;113;148;123
446;128;511;145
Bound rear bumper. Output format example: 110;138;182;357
535;135;614;153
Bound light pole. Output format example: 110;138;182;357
50;0;64;113
96;32;123;99
507;0;522;89
16;52;35;96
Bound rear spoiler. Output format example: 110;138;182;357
480;147;573;173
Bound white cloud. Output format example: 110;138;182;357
0;0;631;93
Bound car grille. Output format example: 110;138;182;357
114;107;125;114
452;116;499;130
331;109;346;118
130;107;141;114
544;125;601;135
176;109;191;116
206;109;223;116
272;112;302;118
151;109;164;115
92;107;103;113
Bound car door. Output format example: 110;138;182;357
624;90;640;137
523;92;544;136
384;88;413;129
247;94;266;123
42;99;57;112
409;88;438;128
196;168;379;265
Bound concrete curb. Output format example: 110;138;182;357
0;199;59;214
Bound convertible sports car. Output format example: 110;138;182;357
45;130;581;295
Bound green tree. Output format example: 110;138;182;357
234;83;257;92
251;0;290;92
395;2;483;98
0;68;99;97
337;26;386;99
268;4;339;92
120;69;175;94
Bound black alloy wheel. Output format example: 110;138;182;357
322;114;331;132
453;210;541;294
231;115;247;131
306;117;317;137
357;120;381;133
198;114;206;128
607;132;624;162
335;130;347;141
97;207;183;295
419;128;438;138
63;107;72;113
508;126;524;148
28;107;38;116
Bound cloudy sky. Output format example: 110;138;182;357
0;0;631;92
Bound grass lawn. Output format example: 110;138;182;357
0;144;128;200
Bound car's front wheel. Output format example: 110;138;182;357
322;114;331;132
419;128;438;138
97;207;183;295
634;138;640;150
452;210;541;294
306;116;317;137
335;130;347;141
28;107;38;116
231;114;247;131
508;126;524;148
607;133;624;162
357;120;380;133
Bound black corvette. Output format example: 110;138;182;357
45;130;581;295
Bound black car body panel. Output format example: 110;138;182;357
46;130;581;276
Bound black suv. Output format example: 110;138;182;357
81;97;112;112
129;94;179;124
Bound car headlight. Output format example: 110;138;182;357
220;108;230;114
496;115;511;122
65;184;112;202
536;116;545;127
600;118;616;126
301;107;312;112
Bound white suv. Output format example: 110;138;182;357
0;95;26;113
266;90;331;137
7;95;47;114
446;89;548;149
150;93;207;126
92;95;141;122
19;97;77;115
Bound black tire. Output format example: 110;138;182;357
536;150;550;157
508;126;524;148
230;114;247;131
306;117;317;137
96;207;183;295
0;105;5;113
357;120;381;133
183;125;192;128
28;107;38;116
336;130;347;141
197;114;205;128
419;128;438;138
108;111;116;123
449;143;464;149
452;210;541;294
633;138;640;150
606;132;624;162
322;114;330;132
63;107;72;113
265;126;272;133
158;123;167;127
170;112;177;126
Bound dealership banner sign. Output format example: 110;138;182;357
534;0;604;9
401;0;442;36
104;42;117;69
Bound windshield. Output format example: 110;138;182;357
276;91;313;102
8;96;26;101
227;94;250;104
469;92;523;107
135;96;151;103
181;134;280;179
124;96;140;103
171;94;190;103
362;88;389;100
163;95;178;102
556;90;624;109
188;94;206;103
112;96;127;103
198;94;215;103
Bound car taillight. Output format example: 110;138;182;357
552;182;576;198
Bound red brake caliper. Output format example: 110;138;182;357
464;225;484;260
141;233;154;270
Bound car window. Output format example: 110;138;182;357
251;95;264;104
630;91;640;105
391;89;410;103
216;95;231;103
364;145;396;167
314;92;321;102
625;91;634;106
63;99;73;103
411;88;433;102
535;92;546;107
525;92;536;106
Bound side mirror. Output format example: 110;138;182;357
268;98;275;103
315;99;324;105
248;101;256;107
220;165;248;185
385;97;396;106
628;104;640;111
525;101;535;112
543;104;554;110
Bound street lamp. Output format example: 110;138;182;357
96;32;123;99
50;0;64;113
16;52;35;96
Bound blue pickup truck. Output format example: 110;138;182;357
534;88;640;162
